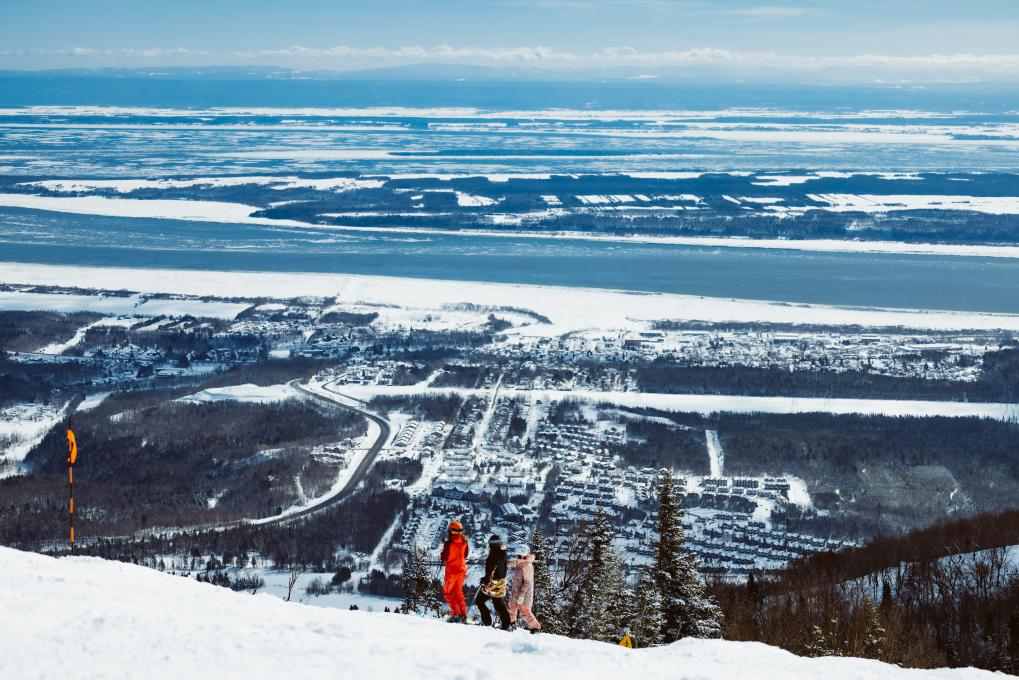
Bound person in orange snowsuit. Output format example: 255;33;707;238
440;520;470;622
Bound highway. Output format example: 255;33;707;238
249;379;391;526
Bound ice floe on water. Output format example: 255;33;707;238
804;194;1019;215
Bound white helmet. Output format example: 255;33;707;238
514;544;531;557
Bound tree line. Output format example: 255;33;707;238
711;508;1019;673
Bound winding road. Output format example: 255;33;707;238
248;380;391;526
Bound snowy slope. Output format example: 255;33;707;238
0;548;995;680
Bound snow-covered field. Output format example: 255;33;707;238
176;383;299;405
36;316;136;355
334;384;1019;422
0;547;994;680
0;290;251;319
5;262;1019;334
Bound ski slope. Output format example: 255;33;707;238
0;547;994;680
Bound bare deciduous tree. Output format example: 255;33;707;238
285;566;303;602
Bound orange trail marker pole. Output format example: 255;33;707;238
66;426;77;555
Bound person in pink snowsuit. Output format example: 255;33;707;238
508;545;541;632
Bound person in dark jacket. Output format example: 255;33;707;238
475;534;511;630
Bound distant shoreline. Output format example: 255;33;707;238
5;261;1019;333
3;192;1019;260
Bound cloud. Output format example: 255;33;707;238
7;44;1019;79
228;44;1019;72
7;47;213;59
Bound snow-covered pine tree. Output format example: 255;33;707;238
566;509;619;644
860;597;886;659
400;546;432;615
530;527;567;635
803;616;843;657
401;549;419;613
591;549;629;643
654;468;723;642
631;565;665;648
566;509;628;643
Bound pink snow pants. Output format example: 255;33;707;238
509;600;541;630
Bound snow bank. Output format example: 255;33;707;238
0;547;992;680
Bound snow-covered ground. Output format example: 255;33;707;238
705;430;725;477
5;262;1019;334
176;383;299;405
0;402;66;479
0;290;250;319
36;316;136;355
333;384;1019;422
76;392;112;412
0;547;994;680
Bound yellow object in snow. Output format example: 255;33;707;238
619;633;634;649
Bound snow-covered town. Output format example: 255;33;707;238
2;280;1013;582
6;5;1019;671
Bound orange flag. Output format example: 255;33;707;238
66;428;77;465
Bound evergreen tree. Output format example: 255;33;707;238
631;565;665;648
803;617;842;657
880;579;893;610
591;549;629;643
401;547;421;613
860;597;886;659
654;468;723;642
567;509;626;641
400;545;431;614
426;577;446;617
531;527;567;635
743;571;764;638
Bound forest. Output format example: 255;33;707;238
0;395;366;544
712;509;1019;674
634;361;1017;402
600;405;1019;538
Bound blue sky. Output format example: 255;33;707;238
3;0;1019;80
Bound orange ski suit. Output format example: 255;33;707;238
440;535;469;617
